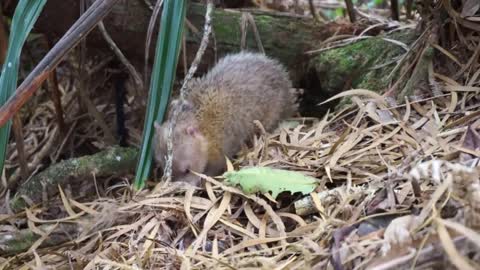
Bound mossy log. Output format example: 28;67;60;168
10;147;138;213
305;31;417;111
5;1;418;113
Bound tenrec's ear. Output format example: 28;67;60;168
185;126;199;137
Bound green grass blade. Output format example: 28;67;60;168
134;0;187;189
0;0;47;181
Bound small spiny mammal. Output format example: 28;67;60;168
153;52;298;186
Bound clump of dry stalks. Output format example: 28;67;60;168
3;64;479;269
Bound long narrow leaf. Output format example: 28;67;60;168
134;0;187;189
0;0;47;180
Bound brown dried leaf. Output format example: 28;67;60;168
459;125;480;162
436;218;477;270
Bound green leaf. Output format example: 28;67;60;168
133;0;187;190
335;8;344;18
223;167;318;198
0;0;47;179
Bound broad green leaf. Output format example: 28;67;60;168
0;0;47;179
134;0;187;190
223;167;318;198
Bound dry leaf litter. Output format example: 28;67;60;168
2;74;479;269
1;2;480;270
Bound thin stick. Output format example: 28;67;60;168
344;0;356;23
12;114;28;182
308;0;323;23
46;64;66;135
406;0;413;19
144;0;164;92
98;21;144;92
391;0;399;21
178;2;213;100
240;12;265;54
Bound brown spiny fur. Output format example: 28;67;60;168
153;52;298;186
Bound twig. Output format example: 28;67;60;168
344;0;356;23
142;0;154;10
12;115;28;182
386;25;432;82
77;1;115;145
406;0;413;19
182;34;188;77
98;21;144;92
246;13;264;54
308;0;324;23
144;0;164;91
8;125;59;190
162;0;214;184
46;68;66;135
306;35;408;55
240;13;248;50
390;0;399;21
211;28;218;63
78;84;116;144
53;120;78;162
178;3;213;99
240;12;265;54
78;0;88;114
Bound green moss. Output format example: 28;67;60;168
310;30;416;97
0;229;39;255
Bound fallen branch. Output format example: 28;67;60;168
10;146;138;212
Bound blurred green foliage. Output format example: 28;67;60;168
134;0;187;190
0;0;47;183
324;0;410;20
